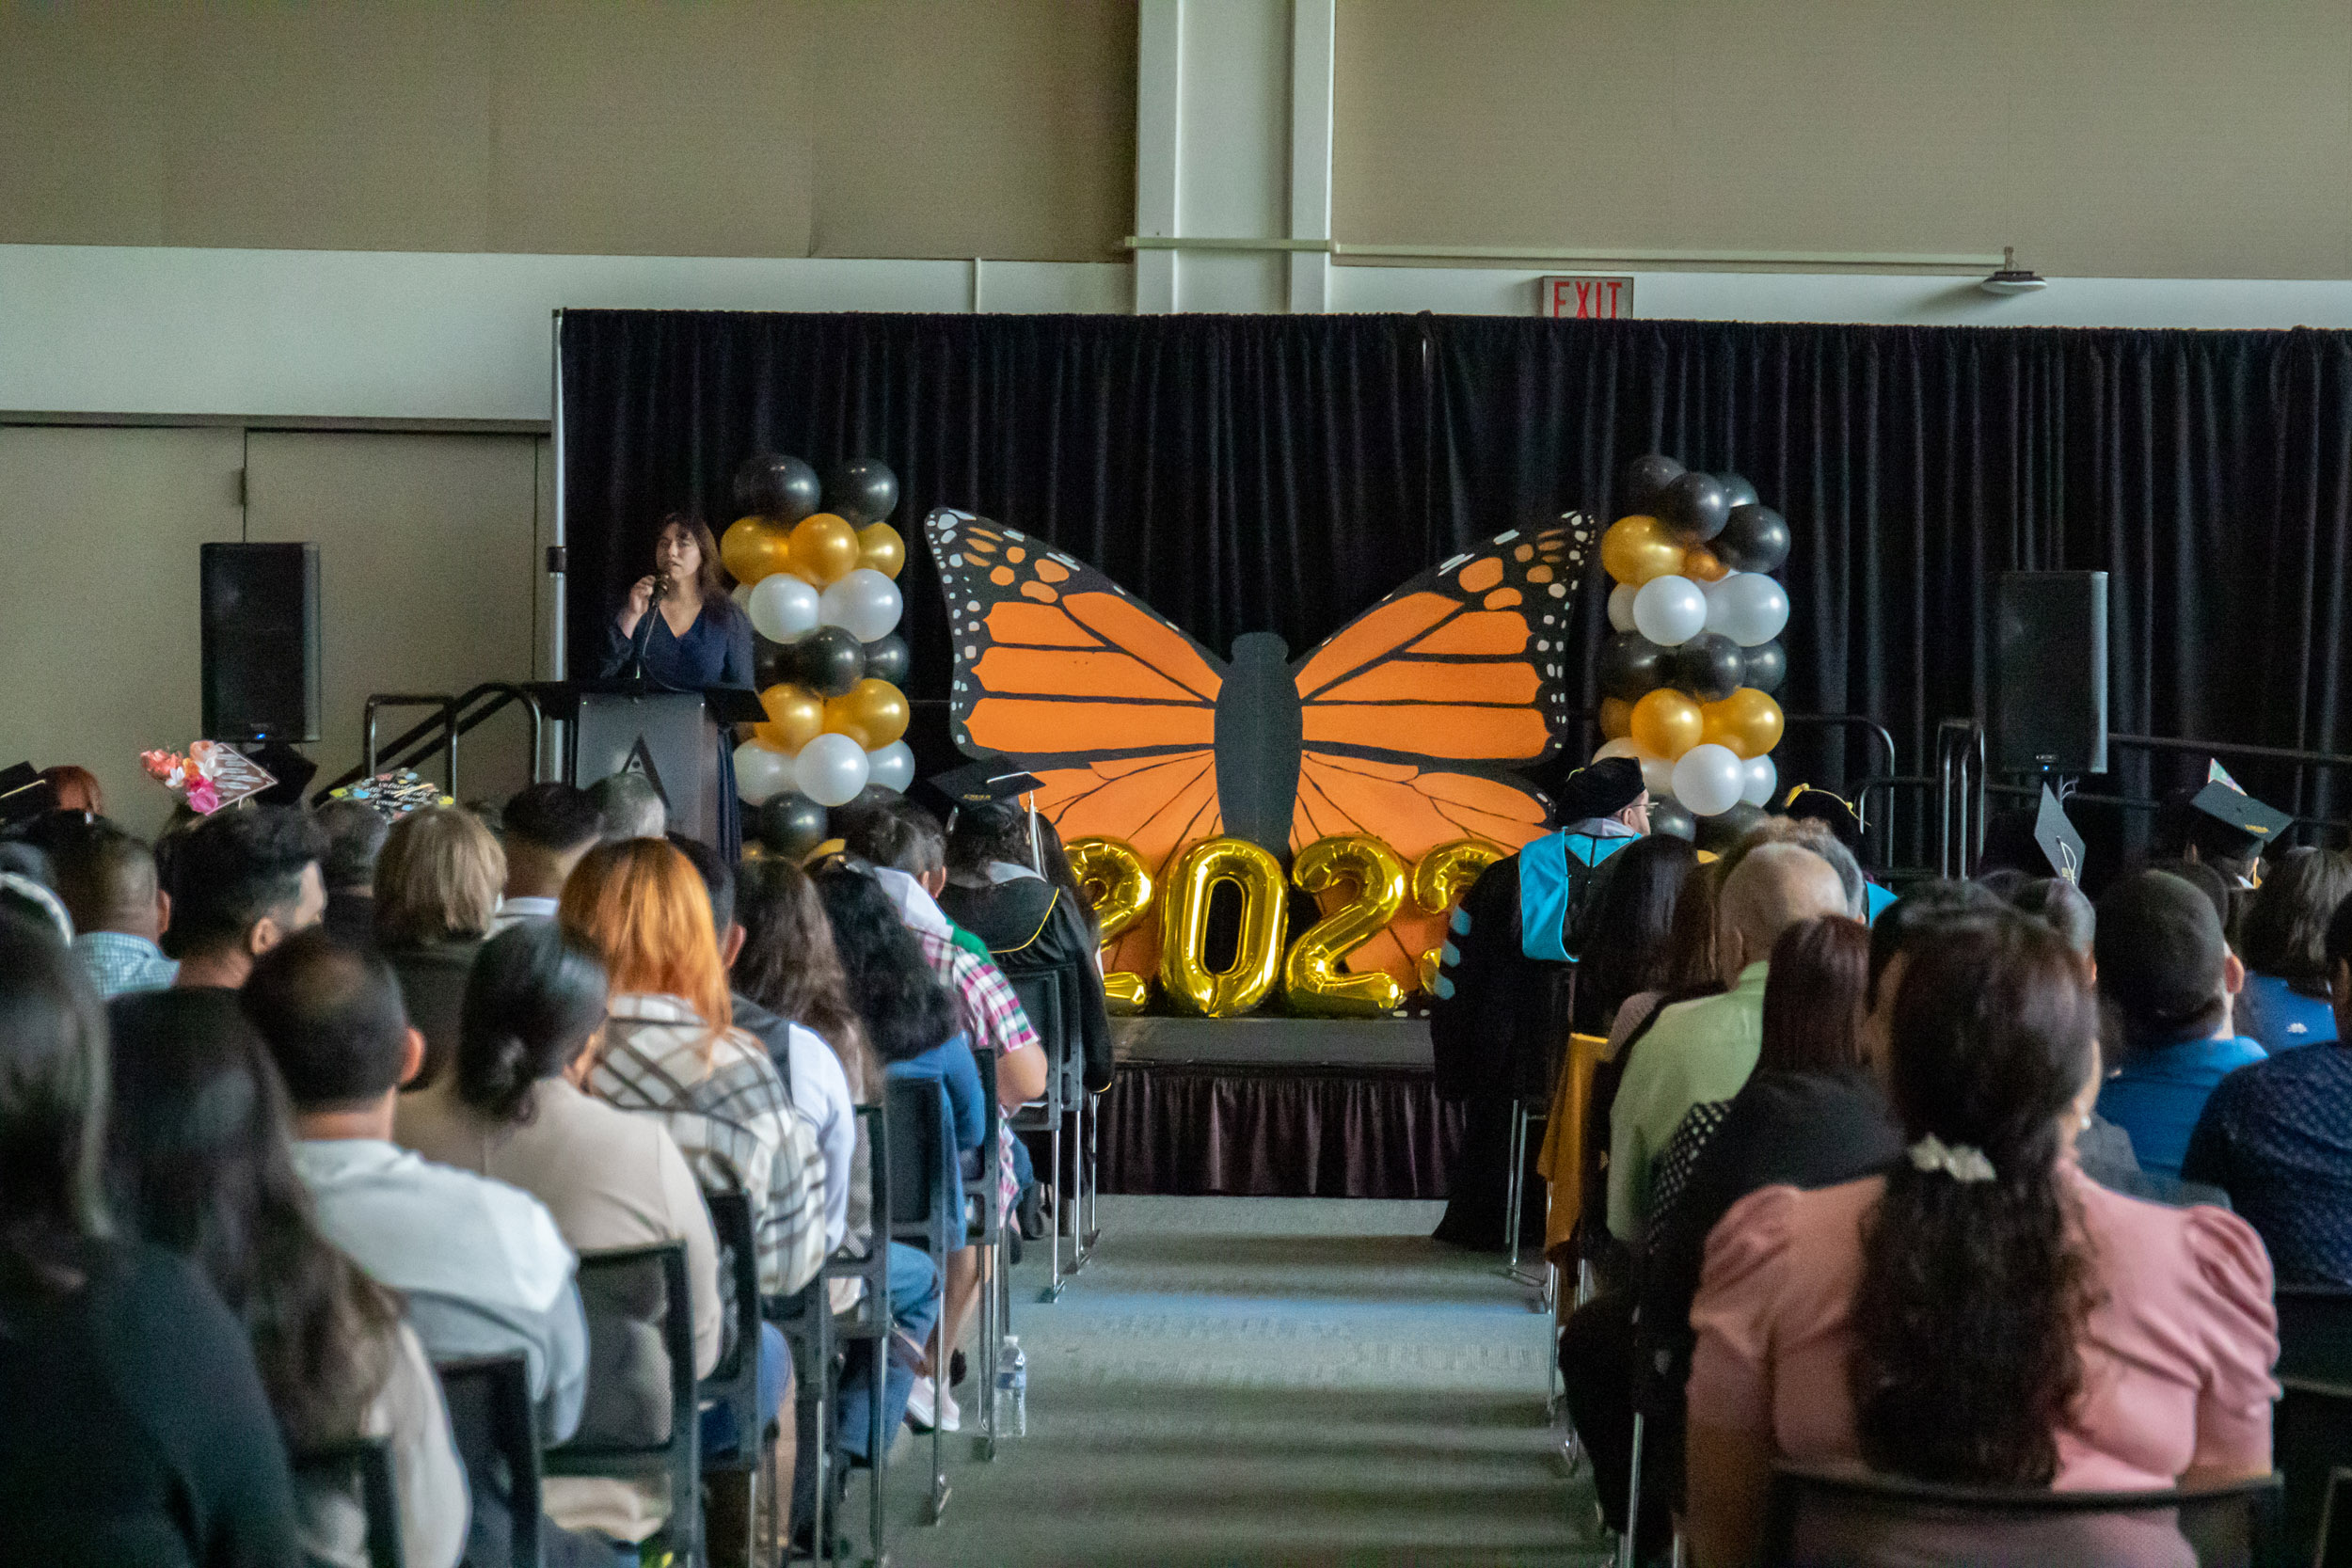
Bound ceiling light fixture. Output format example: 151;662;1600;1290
1980;246;2048;294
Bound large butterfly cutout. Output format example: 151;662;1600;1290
925;509;1598;991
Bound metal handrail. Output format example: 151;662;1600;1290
318;682;545;804
1934;720;1986;879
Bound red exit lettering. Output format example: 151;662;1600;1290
1541;275;1635;320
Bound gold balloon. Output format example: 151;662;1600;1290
1631;688;1705;760
1283;835;1408;1016
1598;696;1634;741
1682;546;1730;583
1157;836;1287;1018
1411;837;1504;995
1601;515;1687;587
1066;835;1154;1013
823;677;909;750
757;683;824;752
856;521;907;579
787;513;862;586
722;515;794;586
1700;687;1786;760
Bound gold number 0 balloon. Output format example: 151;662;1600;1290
1412;837;1505;992
1063;835;1154;1013
1284;835;1409;1016
1157;837;1287;1018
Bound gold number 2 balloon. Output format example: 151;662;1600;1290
1157;837;1287;1017
1411;837;1505;993
1063;835;1154;1013
1282;834;1409;1016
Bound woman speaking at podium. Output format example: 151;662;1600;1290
600;514;755;853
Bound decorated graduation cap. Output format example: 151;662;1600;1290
2187;760;2294;862
2034;783;2087;884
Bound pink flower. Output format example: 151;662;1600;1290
186;777;221;815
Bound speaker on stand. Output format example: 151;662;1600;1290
200;543;322;747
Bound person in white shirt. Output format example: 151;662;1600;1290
490;782;605;934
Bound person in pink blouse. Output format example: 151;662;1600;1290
1685;909;2278;1568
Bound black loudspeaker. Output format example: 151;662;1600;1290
1994;571;2107;774
201;543;321;744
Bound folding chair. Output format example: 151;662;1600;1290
435;1353;544;1568
293;1435;404;1568
883;1072;959;1525
544;1241;701;1563
1502;969;1577;1292
1543;1030;1613;1433
968;1045;1008;1461
703;1191;779;1568
820;1101;893;1565
1006;971;1079;1301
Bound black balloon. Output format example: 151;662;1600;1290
753;641;796;690
825;458;900;525
1673;632;1746;702
1623;452;1686;515
1741;639;1787;696
860;633;910;686
1656;471;1731;546
1647;798;1697;842
1715;504;1790;574
733;452;820;524
1695;800;1768;851
1717;473;1759;510
757;792;829;861
1597;630;1671;702
795;626;866;698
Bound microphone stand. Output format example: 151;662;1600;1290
622;572;668;686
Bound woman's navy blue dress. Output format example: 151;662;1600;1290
600;598;755;860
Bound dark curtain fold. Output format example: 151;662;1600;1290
1098;1064;1464;1198
561;311;2352;864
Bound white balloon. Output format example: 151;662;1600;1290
748;573;821;644
1740;752;1778;808
734;740;796;806
819;568;903;643
866;739;916;794
1672;742;1747;816
1608;583;1639;633
1632;575;1708;646
1704;572;1789;648
731;583;754;611
793;732;871;807
1638;752;1677;801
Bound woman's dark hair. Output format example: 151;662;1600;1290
811;863;957;1063
1029;816;1098;939
106;986;400;1448
1849;911;2102;1486
2010;877;2096;958
1660;859;1726;992
2241;847;2352;990
735;858;873;1099
0;909;113;1294
658;513;737;620
945;801;1032;879
455;922;611;1123
1574;835;1700;1021
1757;916;1871;1072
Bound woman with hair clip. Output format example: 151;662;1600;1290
1685;910;2279;1568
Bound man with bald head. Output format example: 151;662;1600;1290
1607;841;1850;1244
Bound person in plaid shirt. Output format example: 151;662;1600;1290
51;820;180;999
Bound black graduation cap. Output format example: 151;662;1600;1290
2034;783;2087;885
919;756;1045;814
2187;761;2293;858
0;763;57;828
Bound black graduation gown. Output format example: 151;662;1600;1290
938;876;1115;1093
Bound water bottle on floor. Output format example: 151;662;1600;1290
996;1336;1027;1437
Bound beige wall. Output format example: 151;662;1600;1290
1334;0;2352;280
0;0;1135;262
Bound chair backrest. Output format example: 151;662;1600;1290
1761;1463;2286;1568
1007;965;1080;1110
2279;1377;2352;1566
884;1073;955;1257
544;1241;700;1553
699;1190;765;1467
2280;1285;2352;1386
1542;1031;1610;1232
968;1043;1001;1242
292;1435;405;1568
435;1353;543;1568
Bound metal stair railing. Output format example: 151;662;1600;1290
312;682;545;805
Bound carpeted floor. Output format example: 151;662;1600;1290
873;1196;1609;1566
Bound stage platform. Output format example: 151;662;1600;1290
1099;1017;1460;1200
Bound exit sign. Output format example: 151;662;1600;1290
1540;275;1634;319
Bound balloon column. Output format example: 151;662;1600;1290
725;453;915;829
1596;454;1791;835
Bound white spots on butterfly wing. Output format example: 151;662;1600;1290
1495;530;1521;544
965;600;979;612
1005;528;1025;540
1548;583;1567;597
964;645;977;657
1437;553;1472;576
950;554;964;566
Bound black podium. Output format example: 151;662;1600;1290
528;680;764;850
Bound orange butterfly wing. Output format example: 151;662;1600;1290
1288;518;1600;989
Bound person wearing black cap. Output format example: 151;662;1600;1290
2093;870;2266;1178
1428;754;1648;1250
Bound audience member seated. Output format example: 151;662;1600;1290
374;805;504;1097
0;908;304;1567
559;838;826;1300
1575;834;1703;1037
397;920;733;1549
51;817;178;998
491;782;605;933
2094;870;2265;1179
588;772;666;842
105;986;466;1568
242;928;588;1445
1608;842;1849;1246
38;763;105;816
2234;847;2349;1051
2185;895;2352;1285
1686;911;2278;1568
2010;874;2096;958
150;804;326;991
812;863;965;1449
314;799;389;948
2154;784;2265;903
2145;854;2235;942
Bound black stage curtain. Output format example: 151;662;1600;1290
561;312;2352;861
